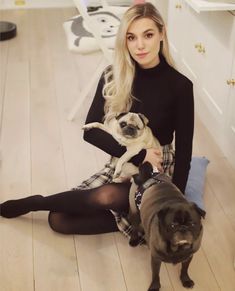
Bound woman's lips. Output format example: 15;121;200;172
136;52;148;59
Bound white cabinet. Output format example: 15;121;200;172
184;0;235;13
180;4;207;82
182;8;235;124
225;62;235;166
167;0;186;65
152;0;169;23
167;0;235;168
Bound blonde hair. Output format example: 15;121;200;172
103;2;174;121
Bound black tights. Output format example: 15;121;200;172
0;182;130;235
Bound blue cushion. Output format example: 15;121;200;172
185;156;210;210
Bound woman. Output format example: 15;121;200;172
0;3;194;242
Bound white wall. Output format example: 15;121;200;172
0;0;132;9
0;0;73;9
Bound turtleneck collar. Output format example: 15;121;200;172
135;54;168;77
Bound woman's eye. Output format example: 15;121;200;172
145;33;153;39
127;35;135;41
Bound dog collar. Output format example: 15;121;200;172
135;172;164;210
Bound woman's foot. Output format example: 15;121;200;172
0;195;43;218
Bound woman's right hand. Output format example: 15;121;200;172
143;148;163;172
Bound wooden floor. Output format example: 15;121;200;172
0;8;235;291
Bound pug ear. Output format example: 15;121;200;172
132;173;143;186
139;162;153;182
158;207;170;221
132;162;153;186
191;203;206;219
138;113;149;126
115;112;128;120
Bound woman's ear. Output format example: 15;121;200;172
160;27;165;42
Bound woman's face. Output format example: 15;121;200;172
126;17;163;69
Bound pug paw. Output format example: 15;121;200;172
181;278;194;288
112;177;122;183
148;282;160;291
82;125;91;131
129;238;139;247
113;171;121;179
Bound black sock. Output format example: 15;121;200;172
0;195;43;218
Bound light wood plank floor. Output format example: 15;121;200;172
0;8;235;291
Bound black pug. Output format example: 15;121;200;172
128;162;206;291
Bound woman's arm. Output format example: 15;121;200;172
172;79;194;193
83;74;146;166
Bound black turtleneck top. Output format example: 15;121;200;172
83;56;194;193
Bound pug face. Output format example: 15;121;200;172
115;112;149;139
158;204;205;253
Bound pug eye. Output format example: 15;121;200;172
170;223;178;229
120;121;127;128
190;222;196;227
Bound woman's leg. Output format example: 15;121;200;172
48;210;119;235
0;182;130;218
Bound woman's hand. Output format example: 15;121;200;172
143;148;163;172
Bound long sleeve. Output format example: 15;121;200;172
172;79;194;192
83;74;146;165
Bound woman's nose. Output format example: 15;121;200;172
136;38;145;50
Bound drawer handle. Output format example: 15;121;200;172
175;4;182;9
227;79;235;86
14;0;26;5
198;46;206;53
195;43;206;53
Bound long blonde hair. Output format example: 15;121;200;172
103;2;173;121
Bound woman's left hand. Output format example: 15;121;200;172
143;148;163;172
